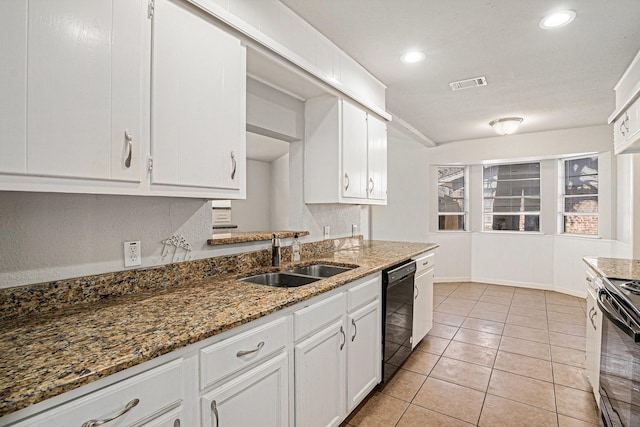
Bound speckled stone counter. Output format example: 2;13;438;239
583;256;640;281
0;240;437;417
207;230;310;245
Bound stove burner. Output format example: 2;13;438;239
620;281;640;295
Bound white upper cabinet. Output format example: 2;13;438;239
151;0;246;197
610;49;640;155
304;96;387;205
366;114;388;201
0;0;144;184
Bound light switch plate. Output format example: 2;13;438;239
124;241;141;267
323;225;330;240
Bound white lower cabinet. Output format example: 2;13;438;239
585;269;602;406
11;359;185;427
295;318;347;427
201;352;289;427
412;252;435;349
294;274;381;427
347;300;381;412
5;273;385;427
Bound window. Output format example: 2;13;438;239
437;166;467;230
561;155;598;235
483;162;541;231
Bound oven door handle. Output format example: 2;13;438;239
597;289;640;342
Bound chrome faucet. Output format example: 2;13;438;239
272;233;281;267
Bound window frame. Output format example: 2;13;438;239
482;161;542;233
559;154;599;237
437;165;468;232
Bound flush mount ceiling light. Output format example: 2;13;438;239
489;117;523;135
538;10;576;29
400;51;425;64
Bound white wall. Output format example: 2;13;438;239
232;159;272;231
373;124;626;296
270;153;290;230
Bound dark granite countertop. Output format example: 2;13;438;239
0;240;437;417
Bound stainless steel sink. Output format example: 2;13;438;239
287;264;354;278
240;273;320;287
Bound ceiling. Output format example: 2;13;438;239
279;0;640;143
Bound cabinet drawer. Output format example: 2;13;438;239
414;251;435;274
347;275;380;312
294;292;346;341
200;317;288;389
17;359;184;427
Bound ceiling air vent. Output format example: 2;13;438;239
449;76;487;91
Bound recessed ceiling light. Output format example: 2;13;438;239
401;51;425;64
538;10;576;29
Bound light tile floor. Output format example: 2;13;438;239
342;282;599;427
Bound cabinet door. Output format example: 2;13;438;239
341;101;368;199
412;268;434;349
295;319;346;427
585;288;602;404
347;300;381;412
0;0;143;181
152;0;246;191
366;114;387;201
201;352;289;427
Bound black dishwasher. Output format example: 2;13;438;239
380;259;416;384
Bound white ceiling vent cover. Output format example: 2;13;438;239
449;76;487;91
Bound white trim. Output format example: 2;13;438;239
440;277;587;298
434;277;472;283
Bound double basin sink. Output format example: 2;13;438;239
240;264;356;288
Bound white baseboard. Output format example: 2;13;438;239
435;276;586;298
434;277;471;283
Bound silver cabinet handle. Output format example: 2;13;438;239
344;173;350;191
211;400;219;427
368;177;374;193
423;260;429;266
124;130;133;168
236;341;264;357
230;151;237;180
414;285;419;300
81;398;140;427
174;420;181;427
621;120;627;136
339;325;346;350
351;318;357;341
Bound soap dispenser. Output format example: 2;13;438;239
292;233;301;262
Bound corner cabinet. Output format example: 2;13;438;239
150;0;246;199
304;96;387;205
0;0;146;191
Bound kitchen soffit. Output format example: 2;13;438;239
280;0;640;144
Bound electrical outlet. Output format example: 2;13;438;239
323;225;330;240
352;224;358;236
124;241;141;267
